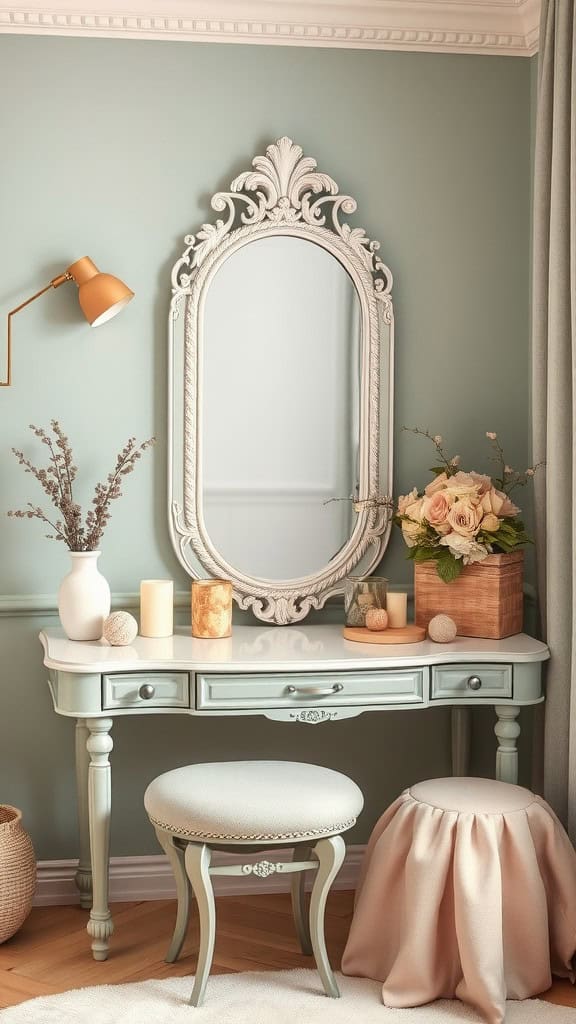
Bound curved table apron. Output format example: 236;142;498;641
39;625;549;962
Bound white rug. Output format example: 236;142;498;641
1;970;575;1023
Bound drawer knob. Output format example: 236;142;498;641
287;683;344;697
139;683;156;700
467;675;482;691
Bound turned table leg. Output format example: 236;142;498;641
87;718;114;960
494;706;521;784
75;718;93;909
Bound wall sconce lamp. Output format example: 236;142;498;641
2;256;134;388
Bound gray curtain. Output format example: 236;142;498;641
532;0;576;836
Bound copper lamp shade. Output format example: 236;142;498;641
2;255;135;387
67;257;134;327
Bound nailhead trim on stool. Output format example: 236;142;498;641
147;813;358;843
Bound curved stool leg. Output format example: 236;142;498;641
309;835;345;998
154;828;191;963
185;843;216;1007
291;845;312;955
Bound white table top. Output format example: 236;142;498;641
40;626;549;675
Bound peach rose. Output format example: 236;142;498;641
401;520;421;547
404;496;424;522
481;513;501;532
397;487;419;515
424;472;449;496
480;487;520;518
422;491;453;533
447;498;483;538
400;495;425;548
469;472;492;496
444;471;481;501
499;494;521;517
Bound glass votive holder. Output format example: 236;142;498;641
344;576;388;627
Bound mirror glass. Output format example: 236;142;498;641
201;235;361;580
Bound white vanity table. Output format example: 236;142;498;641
41;624;548;961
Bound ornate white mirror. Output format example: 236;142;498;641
168;137;394;624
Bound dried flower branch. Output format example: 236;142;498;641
323;494;394;512
8;421;155;551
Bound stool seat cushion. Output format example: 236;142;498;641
144;761;363;844
410;776;535;813
342;777;576;1024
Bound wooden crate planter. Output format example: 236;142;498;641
414;551;524;639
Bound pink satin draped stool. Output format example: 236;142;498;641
342;777;576;1024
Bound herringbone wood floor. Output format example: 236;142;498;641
0;893;574;1010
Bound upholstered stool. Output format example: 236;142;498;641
145;760;363;1006
342;777;576;1024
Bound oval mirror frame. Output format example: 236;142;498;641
168;137;394;625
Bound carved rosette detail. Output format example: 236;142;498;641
289;709;340;724
242;860;278;878
169;137;394;625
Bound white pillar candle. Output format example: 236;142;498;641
139;580;174;638
386;591;408;629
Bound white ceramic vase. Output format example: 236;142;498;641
58;551;111;641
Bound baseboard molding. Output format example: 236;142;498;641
34;846;365;907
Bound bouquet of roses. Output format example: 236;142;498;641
395;428;541;583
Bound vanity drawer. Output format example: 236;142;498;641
431;664;512;700
102;672;190;710
197;670;425;711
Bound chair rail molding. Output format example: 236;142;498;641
0;0;541;56
0;583;537;617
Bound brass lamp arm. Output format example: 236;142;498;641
1;273;70;388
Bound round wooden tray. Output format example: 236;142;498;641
343;624;426;645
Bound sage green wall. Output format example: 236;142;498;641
0;36;533;858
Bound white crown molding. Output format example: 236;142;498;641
0;1;541;56
34;845;364;906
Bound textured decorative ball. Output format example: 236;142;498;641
428;614;457;643
103;611;138;646
365;608;389;632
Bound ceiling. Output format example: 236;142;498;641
0;0;540;55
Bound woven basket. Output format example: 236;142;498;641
0;805;36;943
414;551;524;639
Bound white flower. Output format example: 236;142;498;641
433;435;443;445
526;468;535;477
450;456;460;467
486;432;497;440
504;465;512;475
440;532;489;565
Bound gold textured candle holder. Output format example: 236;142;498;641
191;579;233;639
